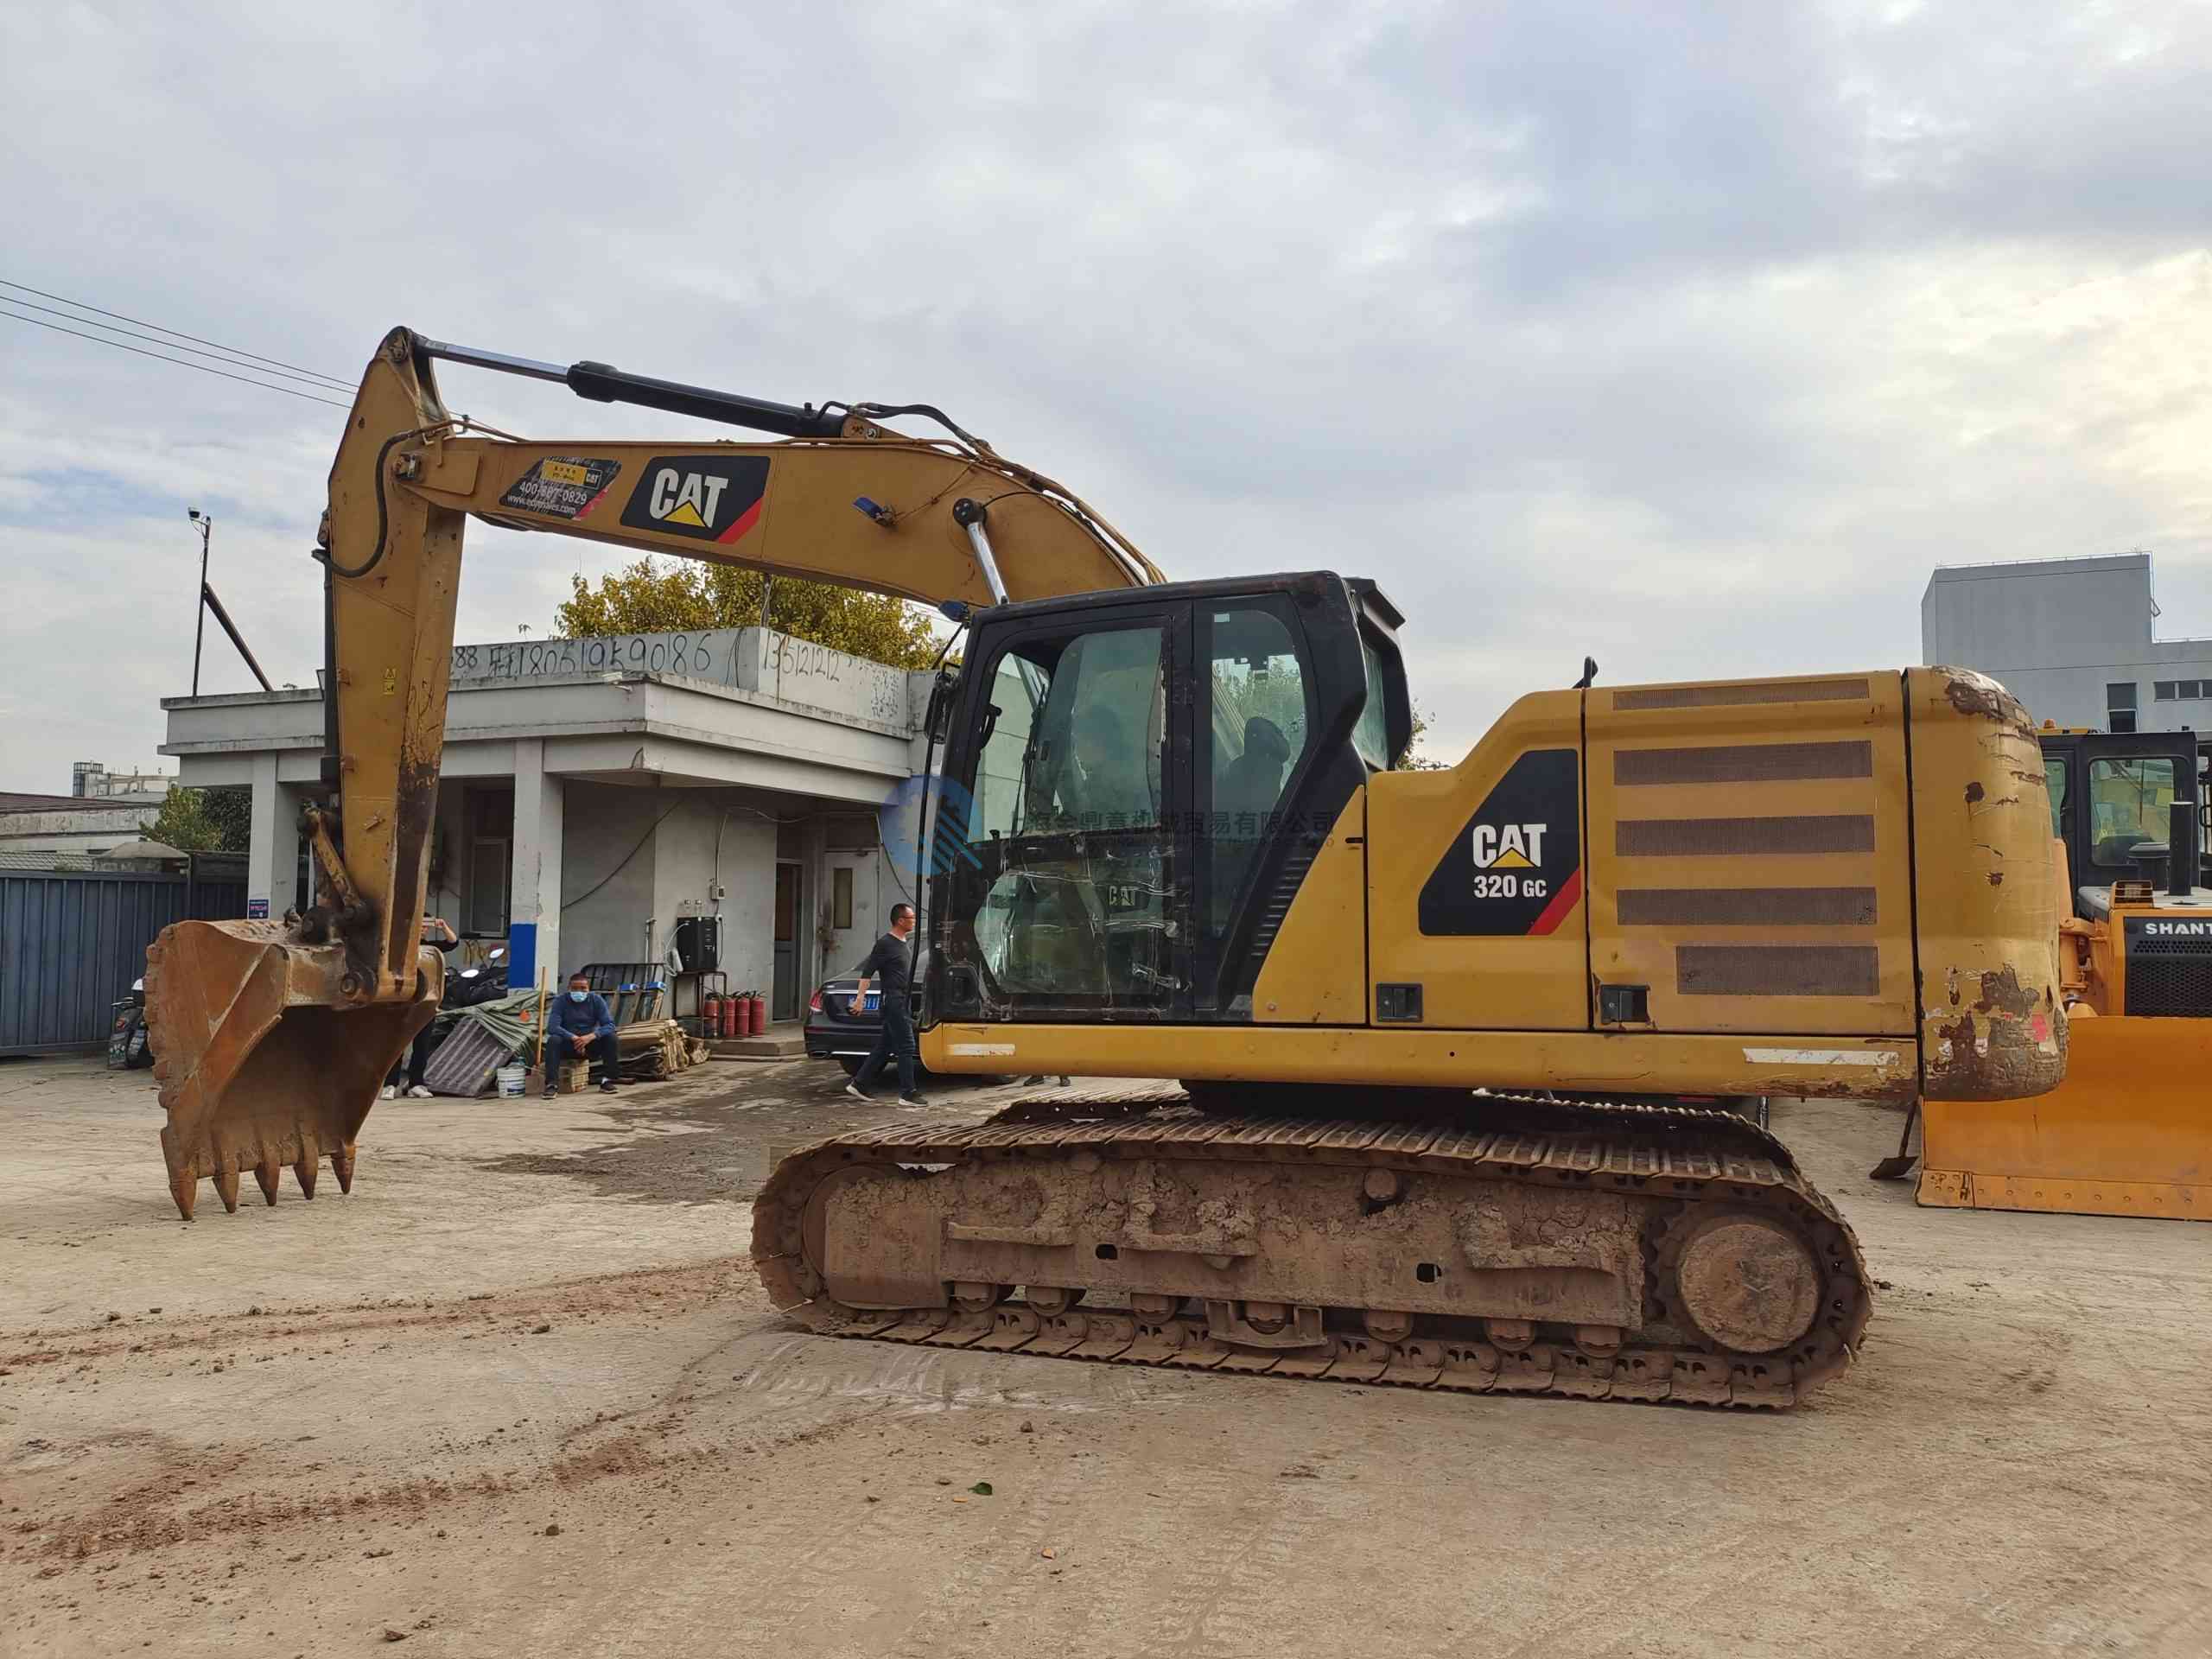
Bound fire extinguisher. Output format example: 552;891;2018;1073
702;991;721;1039
726;994;745;1039
748;990;768;1037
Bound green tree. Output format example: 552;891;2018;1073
1399;707;1452;771
556;559;938;670
204;787;251;850
140;786;249;853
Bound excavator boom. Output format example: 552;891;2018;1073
149;327;1158;1217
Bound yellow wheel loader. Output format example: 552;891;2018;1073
1910;727;2209;1221
149;327;2068;1408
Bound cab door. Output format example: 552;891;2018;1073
933;602;1193;1022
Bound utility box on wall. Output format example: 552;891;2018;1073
672;913;722;974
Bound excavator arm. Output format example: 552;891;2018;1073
148;326;1159;1217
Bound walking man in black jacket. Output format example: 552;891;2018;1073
847;904;925;1106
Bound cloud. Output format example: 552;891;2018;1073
2;0;2209;787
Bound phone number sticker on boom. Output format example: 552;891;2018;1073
499;456;622;520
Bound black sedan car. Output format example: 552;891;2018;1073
803;950;930;1077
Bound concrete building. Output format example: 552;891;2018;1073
1923;552;2212;733
160;627;931;1023
0;791;168;860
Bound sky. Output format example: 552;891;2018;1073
3;1;2209;788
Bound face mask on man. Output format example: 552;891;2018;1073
569;988;588;1002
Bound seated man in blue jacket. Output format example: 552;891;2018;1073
545;969;619;1096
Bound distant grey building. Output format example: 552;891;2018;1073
1922;552;2212;733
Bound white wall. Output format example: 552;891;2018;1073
0;803;150;853
646;795;776;996
560;785;662;975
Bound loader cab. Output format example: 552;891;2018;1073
925;572;1409;1027
2037;727;2207;906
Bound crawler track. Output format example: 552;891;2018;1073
753;1089;1872;1408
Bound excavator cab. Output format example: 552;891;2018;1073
925;572;1408;1027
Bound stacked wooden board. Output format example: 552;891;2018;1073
614;1020;714;1082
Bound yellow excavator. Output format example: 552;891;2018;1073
148;327;2068;1410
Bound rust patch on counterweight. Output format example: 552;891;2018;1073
1937;668;2040;742
1923;967;2066;1101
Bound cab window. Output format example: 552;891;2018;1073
2043;755;2069;842
2087;756;2177;871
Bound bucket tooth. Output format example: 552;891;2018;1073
254;1154;283;1206
331;1142;358;1194
168;1161;200;1222
213;1160;242;1214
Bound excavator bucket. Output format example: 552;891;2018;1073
144;920;442;1220
1917;1014;2211;1221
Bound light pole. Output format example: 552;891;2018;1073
188;509;212;696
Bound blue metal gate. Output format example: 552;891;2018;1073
0;868;244;1056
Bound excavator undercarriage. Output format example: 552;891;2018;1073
755;1087;1869;1408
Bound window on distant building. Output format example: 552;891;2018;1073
2157;682;2178;701
2107;681;2139;734
464;787;515;935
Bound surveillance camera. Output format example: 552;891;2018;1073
188;509;201;521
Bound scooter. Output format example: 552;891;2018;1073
447;945;510;1007
107;977;152;1071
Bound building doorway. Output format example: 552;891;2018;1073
772;860;801;1021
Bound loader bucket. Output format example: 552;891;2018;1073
144;920;442;1220
1918;1013;2211;1222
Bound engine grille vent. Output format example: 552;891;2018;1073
1618;816;1875;857
1615;741;1872;786
2126;936;2212;1017
1676;945;1880;998
1611;678;1872;711
1618;887;1877;926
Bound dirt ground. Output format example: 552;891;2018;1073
3;1054;2209;1658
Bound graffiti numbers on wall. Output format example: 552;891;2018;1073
452;633;721;684
766;634;907;723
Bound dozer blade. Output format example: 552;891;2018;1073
144;920;442;1220
1918;1014;2211;1221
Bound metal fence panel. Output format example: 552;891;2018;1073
1;871;190;1055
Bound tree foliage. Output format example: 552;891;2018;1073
141;786;250;853
556;559;938;670
1399;706;1452;771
